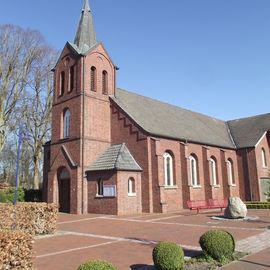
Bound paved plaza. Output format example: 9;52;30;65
34;209;270;269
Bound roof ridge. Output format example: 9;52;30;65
114;143;125;169
227;112;270;123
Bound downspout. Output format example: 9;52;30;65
246;148;253;201
81;56;86;214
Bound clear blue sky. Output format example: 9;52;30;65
1;0;270;120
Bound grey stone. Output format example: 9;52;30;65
224;197;247;219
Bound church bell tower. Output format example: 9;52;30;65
44;0;116;214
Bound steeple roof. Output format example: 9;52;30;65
74;0;97;53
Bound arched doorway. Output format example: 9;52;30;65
58;167;71;213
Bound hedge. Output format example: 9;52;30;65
246;203;270;209
0;202;57;235
0;187;25;203
24;189;43;202
0;229;33;269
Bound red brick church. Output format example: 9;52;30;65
43;0;270;214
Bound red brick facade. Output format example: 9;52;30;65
43;1;270;215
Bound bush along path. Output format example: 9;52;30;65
135;229;253;270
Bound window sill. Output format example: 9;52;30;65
190;185;202;189
128;193;136;197
95;195;116;199
229;184;237;187
164;185;178;190
211;185;221;188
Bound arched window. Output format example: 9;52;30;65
128;178;136;195
60;71;65;95
227;159;235;186
189;155;199;186
262;148;267;168
91;66;97;91
210;157;218;186
63;109;71;138
69;65;74;92
163;152;174;186
102;70;108;95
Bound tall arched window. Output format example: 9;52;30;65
128;178;136;195
102;70;108;95
91;66;97;91
262;148;267;168
63;109;71;138
69;65;74;92
163;152;174;186
189;155;199;186
60;71;65;95
227;159;235;186
210;157;218;186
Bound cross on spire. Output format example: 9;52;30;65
74;0;97;52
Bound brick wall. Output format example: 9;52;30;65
117;171;142;215
87;171;117;215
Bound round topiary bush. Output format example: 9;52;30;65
152;242;184;270
199;230;235;262
77;260;118;270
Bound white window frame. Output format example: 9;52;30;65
128;178;136;196
189;155;199;187
262;148;267;168
63;109;71;138
227;159;235;186
210;158;218;186
163;152;174;187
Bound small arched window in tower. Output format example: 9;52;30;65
128;178;136;196
189;155;199;187
63;109;71;138
69;65;75;92
262;148;267;168
60;71;65;95
163;152;174;187
102;70;108;95
91;66;97;92
227;159;235;186
210;157;218;186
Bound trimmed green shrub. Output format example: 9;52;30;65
245;202;270;209
0;187;25;203
77;260;118;270
199;230;235;262
152;242;184;270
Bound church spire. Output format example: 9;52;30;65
74;0;97;52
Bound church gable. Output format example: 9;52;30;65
50;145;78;170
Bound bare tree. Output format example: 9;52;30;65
24;46;57;189
0;24;46;153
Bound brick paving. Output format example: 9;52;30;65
34;210;270;270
